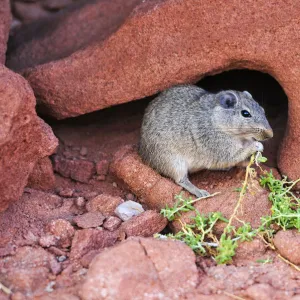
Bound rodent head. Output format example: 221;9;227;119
211;90;273;141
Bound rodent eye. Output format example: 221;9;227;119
241;110;252;118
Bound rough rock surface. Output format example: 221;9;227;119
0;246;60;294
27;157;56;190
79;238;198;300
69;228;119;261
86;194;123;216
274;230;300;265
7;0;141;71
0;66;58;211
8;0;300;180
53;155;95;183
195;261;300;299
46;219;75;248
73;212;105;229
0;0;11;64
111;145;182;210
120;210;167;237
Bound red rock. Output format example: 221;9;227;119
46;219;75;248
79;237;198;299
80;249;102;268
53;156;95;183
0;246;61;294
103;216;122;232
70;228;118;261
196;262;300;299
79;146;88;156
81;191;97;201
0;66;58;211
140;238;198;298
27;157;56;191
9;0;299;182
121;210;167;237
95;159;109;176
233;239;267;264
35;292;80;300
48;246;66;257
73;212;105;229
39;234;58;248
0;0;11;64
58;188;74;198
274;230;300;265
7;0;140;71
111;146;181;210
245;283;275;300
74;197;85;208
86;194;123;216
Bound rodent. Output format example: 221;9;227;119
138;84;273;198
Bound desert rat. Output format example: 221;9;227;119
138;85;273;198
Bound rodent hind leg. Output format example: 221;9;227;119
178;174;210;198
160;154;209;198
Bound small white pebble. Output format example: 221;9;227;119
114;200;144;221
45;281;55;293
57;255;67;262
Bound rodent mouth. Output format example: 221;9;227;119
247;128;273;141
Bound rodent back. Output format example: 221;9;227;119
140;85;214;146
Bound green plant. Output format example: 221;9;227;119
157;152;300;266
259;171;300;231
160;192;219;221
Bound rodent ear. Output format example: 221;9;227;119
218;92;238;109
243;91;252;98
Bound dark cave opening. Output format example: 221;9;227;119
49;69;288;168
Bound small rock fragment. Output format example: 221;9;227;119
95;175;106;181
70;229;119;261
126;193;135;201
121;210;167;237
80;250;102;268
73;212;105;229
80;147;88;156
46;219;75;248
39;235;58;248
114;200;144;221
58;188;74;198
103;216;122;231
27;157;56;191
53;156;95;183
0;247;61;294
75;197;86;208
95;159;109;176
274;229;300;265
82;192;98;201
86;194;123;216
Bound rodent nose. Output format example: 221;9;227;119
263;129;273;139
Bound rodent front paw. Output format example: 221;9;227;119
254;141;264;152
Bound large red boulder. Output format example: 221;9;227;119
7;0;300;180
0;66;58;211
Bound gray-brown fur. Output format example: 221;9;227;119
139;85;273;198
